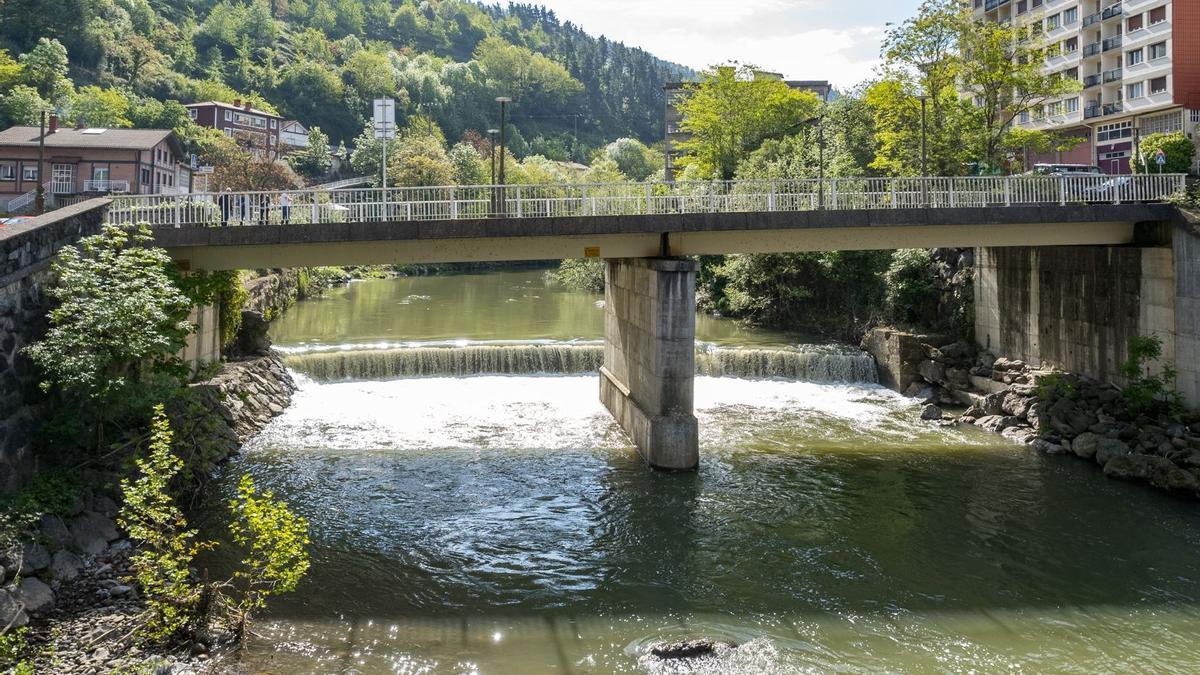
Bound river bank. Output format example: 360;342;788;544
864;327;1200;499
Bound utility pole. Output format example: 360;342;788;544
920;96;928;177
36;110;47;215
496;97;511;217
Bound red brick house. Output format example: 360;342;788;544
0;120;191;213
185;100;284;159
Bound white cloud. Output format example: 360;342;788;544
533;0;921;88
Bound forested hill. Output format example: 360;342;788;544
0;0;695;157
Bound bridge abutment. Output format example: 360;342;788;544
600;258;699;470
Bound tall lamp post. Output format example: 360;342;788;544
36;109;50;215
495;97;511;216
487;128;499;215
918;95;929;206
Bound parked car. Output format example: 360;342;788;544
1029;163;1106;176
1083;176;1134;202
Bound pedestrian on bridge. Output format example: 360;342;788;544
280;191;292;224
218;188;232;227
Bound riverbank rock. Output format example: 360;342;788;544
650;639;735;660
15;577;54;616
921;404;943;421
69;512;119;555
50;551;83;583
0;588;28;628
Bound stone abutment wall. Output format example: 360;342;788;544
0;200;109;494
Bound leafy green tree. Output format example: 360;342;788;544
68;86;133;128
19;37;71;103
448;141;487;185
884;249;938;325
119;405;210;643
0;84;50;127
604;138;656;181
388;133;455;187
1132;132;1195;175
288;125;333;180
1119;335;1182;415
128;99;197;139
24;224;194;450
277;60;349;141
676;65;820;180
343;48;396;100
473;36;584;111
0;49;23;92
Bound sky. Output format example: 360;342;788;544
531;0;925;89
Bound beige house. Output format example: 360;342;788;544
0;121;191;213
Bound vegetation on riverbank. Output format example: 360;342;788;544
1;223;309;665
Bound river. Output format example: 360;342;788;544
209;270;1200;674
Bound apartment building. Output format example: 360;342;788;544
973;0;1200;174
663;70;833;179
185;100;284;159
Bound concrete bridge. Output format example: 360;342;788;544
71;175;1200;470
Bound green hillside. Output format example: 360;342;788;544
0;0;694;159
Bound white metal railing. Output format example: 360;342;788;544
6;182;50;213
103;174;1188;228
82;179;131;193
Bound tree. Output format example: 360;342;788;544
342;48;396;100
25;224;194;450
676;65;820;180
448;141;487;185
388;133;455;187
604;138;656;181
19;37;72;103
68;86;133;128
1132;132;1195;175
958;16;1081;171
0;49;22;92
287;126;333;180
0;84;50;127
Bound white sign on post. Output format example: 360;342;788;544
373;98;397;140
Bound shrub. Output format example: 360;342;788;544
1132;132;1195;175
884;248;938;326
119;405;210;643
548;258;605;292
1119;335;1182;416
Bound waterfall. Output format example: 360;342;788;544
283;344;878;384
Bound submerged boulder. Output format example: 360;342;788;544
650;639;735;660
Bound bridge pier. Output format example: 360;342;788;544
600;258;700;470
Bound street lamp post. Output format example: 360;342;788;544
495;97;511;217
487;128;499;215
919;95;928;206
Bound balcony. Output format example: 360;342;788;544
82;179;131;193
984;0;1010;10
1083;42;1102;57
1083;103;1124;119
1102;3;1122;21
1103;68;1123;83
1084;74;1103;88
1103;36;1122;52
1083;12;1102;28
1104;102;1124;116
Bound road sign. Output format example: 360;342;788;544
190;154;199;170
1155;149;1167;165
195;165;214;175
373;98;397;140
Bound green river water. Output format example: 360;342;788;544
207;271;1200;674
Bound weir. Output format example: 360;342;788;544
600;258;700;470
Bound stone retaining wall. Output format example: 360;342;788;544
0;200;110;494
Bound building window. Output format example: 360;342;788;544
141;167;150;184
1046;13;1060;30
1063;7;1077;24
224;109;232;121
1046;43;1062;58
22;166;38;181
1065;36;1078;52
269;119;277;129
93;167;109;181
1127;48;1143;66
1065;97;1079;113
1097;120;1133;141
1150;76;1168;95
188;109;198;120
0;164;14;181
1148;41;1167;60
1149;6;1167;25
1127;82;1144;99
1128;13;1143;31
1140;111;1182;135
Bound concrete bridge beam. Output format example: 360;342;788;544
600;258;700;470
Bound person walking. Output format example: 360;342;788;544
280;191;292;225
218;188;232;227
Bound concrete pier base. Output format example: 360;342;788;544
600;258;700;470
